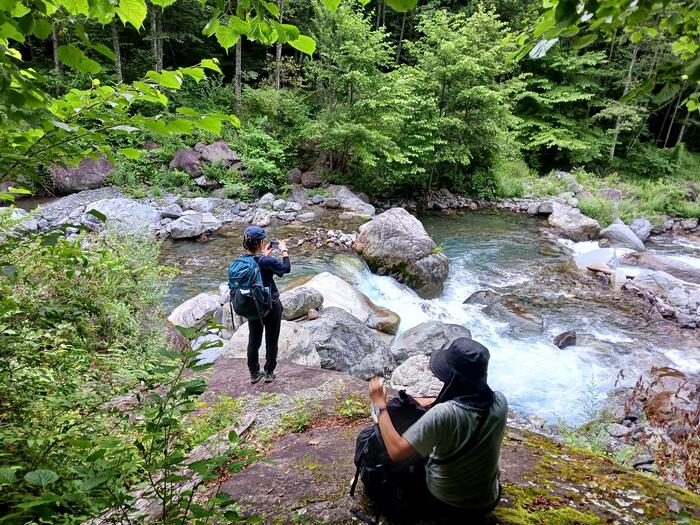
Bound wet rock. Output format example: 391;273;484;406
600;223;645;251
84;198;161;237
390;355;444;397
573;248;615;271
301;170;322;188
50;154;113;193
608;423;632;438
182;197;216;213
280;286;324;321
322;198;340;209
629;218;652;242
389;321;471;365
547;203;600;241
538;201;554;215
167;212;222;239
622;252;700;283
297;212;317;223
303;307;395;379
553;330;577;349
354;207;449;298
168;292;219;328
630;270;695;308
303;272;400;335
287;168;302;184
200;141;240;165
463;290;501;306
483;298;544;334
170;148;202;177
161;203;183;219
328;185;376;216
223;320;321;368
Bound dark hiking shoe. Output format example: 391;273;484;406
250;372;264;384
264;372;276;383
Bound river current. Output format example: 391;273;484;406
161;210;700;424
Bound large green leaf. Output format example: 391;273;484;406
57;45;101;74
201;58;222;74
116;0;147;30
572;33;597;50
24;470;59;487
151;0;177;6
384;0;417;12
320;0;341;11
58;0;89;15
32;18;52;39
288;34;316;56
147;70;182;89
215;24;240;53
0;22;24;43
0;467;17;485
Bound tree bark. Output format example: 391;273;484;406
235;38;242;114
396;12;406;63
275;0;284;89
112;22;123;83
52;25;63;95
609;44;638;161
664;84;686;148
375;0;381;29
156;6;163;72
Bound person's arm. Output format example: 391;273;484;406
261;240;291;276
368;378;417;462
415;397;436;408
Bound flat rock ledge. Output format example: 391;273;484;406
202;360;699;525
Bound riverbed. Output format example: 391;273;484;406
161;210;700;424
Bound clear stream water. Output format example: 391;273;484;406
160;210;700;424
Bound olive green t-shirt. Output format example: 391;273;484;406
402;392;508;509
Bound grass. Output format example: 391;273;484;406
187;395;244;446
280;399;310;433
334;393;368;420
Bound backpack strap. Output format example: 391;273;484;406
431;404;491;466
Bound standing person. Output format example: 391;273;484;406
365;338;507;520
240;225;290;384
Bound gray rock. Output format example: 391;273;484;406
390;355;444;397
257;193;275;207
599;187;623;203
329;185;376;216
538;201;554;215
307;308;320;320
599;223;645;251
211;188;229;199
193;334;225;364
629;218;652;242
275;212;296;221
287;168;302;184
239;202;250;211
574;248;615;271
622;252;700;284
200;141;240;165
50;154;113;193
280;286;324;320
297;212;317;223
284;202;302;213
161;203;183;219
311;195;325;205
301;170;322;188
354;207;449;298
7;208;38;232
84;198;161;237
193;175;220;189
681;218;698;230
463;290;501;306
182;197;216;213
168;292;220;328
553;330;577;349
527;203;540;215
322;198;340;209
249;208;272;227
304;307;395;379
170;148;202;177
607;423;632;438
483;298;544;334
547;203;600;241
272;198;287;211
390;321;471;365
631;270;695;308
167;212;222;239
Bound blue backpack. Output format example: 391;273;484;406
228;255;272;320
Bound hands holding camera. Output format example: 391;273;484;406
264;239;288;257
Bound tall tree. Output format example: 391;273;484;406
51;24;63;95
112;21;123;82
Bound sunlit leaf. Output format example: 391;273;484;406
287;34;316;56
116;0;147;30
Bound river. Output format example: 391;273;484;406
160;210;700;424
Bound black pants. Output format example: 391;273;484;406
246;299;282;374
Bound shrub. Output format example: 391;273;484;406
335;393;368;420
578;196;616;225
280;404;310;433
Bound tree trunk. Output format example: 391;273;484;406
375;0;381;29
52;25;63;95
396;12;406;63
235;38;242;114
150;5;158;70
275;0;283;89
665;84;686;148
609;44;638;161
156;6;163;72
112;22;123;83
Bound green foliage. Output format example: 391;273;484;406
187;396;244;446
334;393;367;420
578;196;617;225
279;402;310;433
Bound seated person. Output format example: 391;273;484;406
367;338;508;518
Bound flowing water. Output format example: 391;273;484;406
161;210;700;424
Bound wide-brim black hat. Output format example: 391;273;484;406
429;337;490;384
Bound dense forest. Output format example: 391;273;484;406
1;0;699;220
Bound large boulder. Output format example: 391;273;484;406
287;168;302;185
390;355;444;397
547;203;601;241
303;307;395;379
629;218;652;242
248;208;272;227
280;286;324;320
182;197;216;213
303;272;400;334
200;141;241;166
630;270;697;308
167;212;222;239
573;248;615;271
328;185;375;216
221;321;322;369
622;252;700;284
168;292;220;328
353;208;449;298
599;222;645;251
301;170;322;188
389;321;471;365
84;198;161;237
50;155;113;193
37;187;124;226
170;148;202;177
483;298;544;334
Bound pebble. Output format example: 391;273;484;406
608;423;632;438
